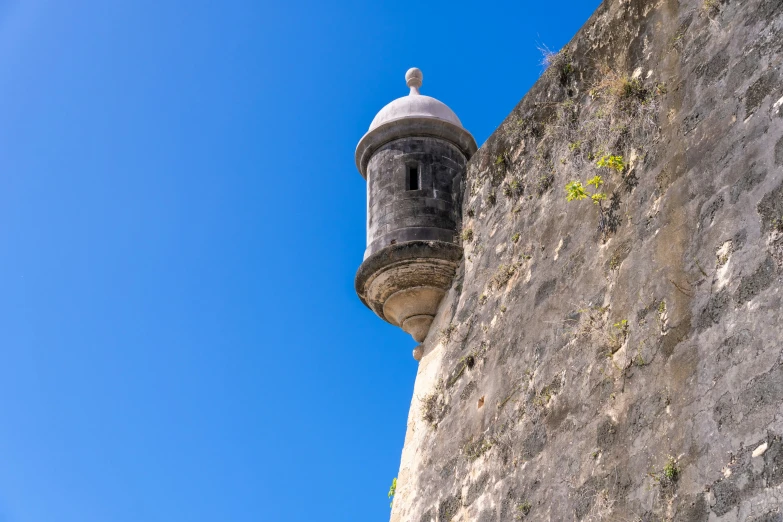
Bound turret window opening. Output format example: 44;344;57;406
407;164;420;191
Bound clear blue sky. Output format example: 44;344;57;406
0;1;598;520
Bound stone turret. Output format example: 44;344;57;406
355;68;477;349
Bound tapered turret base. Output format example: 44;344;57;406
355;241;462;343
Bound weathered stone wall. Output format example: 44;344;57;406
391;0;783;520
366;138;466;258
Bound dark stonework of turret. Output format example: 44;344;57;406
355;68;477;347
365;137;465;257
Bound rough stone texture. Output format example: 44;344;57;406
366;137;466;258
355;240;463;340
390;0;783;520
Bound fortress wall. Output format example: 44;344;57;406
391;0;783;520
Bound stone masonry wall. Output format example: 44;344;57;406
391;0;783;520
366;138;465;258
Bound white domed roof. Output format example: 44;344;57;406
369;94;464;131
368;68;465;131
355;68;477;178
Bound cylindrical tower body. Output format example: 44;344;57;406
355;69;477;344
365;137;466;258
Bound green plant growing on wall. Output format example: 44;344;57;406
657;300;667;330
566;177;607;209
584;63;664;156
514;501;532;519
596;154;625;172
566;175;607;204
608;319;629;352
503;178;523;199
565;180;586;200
539;45;574;85
649;455;681;485
388;477;397;508
635;352;646;367
462;228;474;243
619;78;647;101
421;381;447;428
613;319;629;334
565;175;611;236
653;83;668;97
534;387;554;407
490;263;520;290
609;251;623;271
511;232;520;243
590;68;647;104
663;456;679;481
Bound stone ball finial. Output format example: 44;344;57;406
406;67;423;94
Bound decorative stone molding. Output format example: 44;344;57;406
355;241;462;342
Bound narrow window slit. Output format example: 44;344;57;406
408;165;419;191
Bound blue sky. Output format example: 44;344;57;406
0;1;598;520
